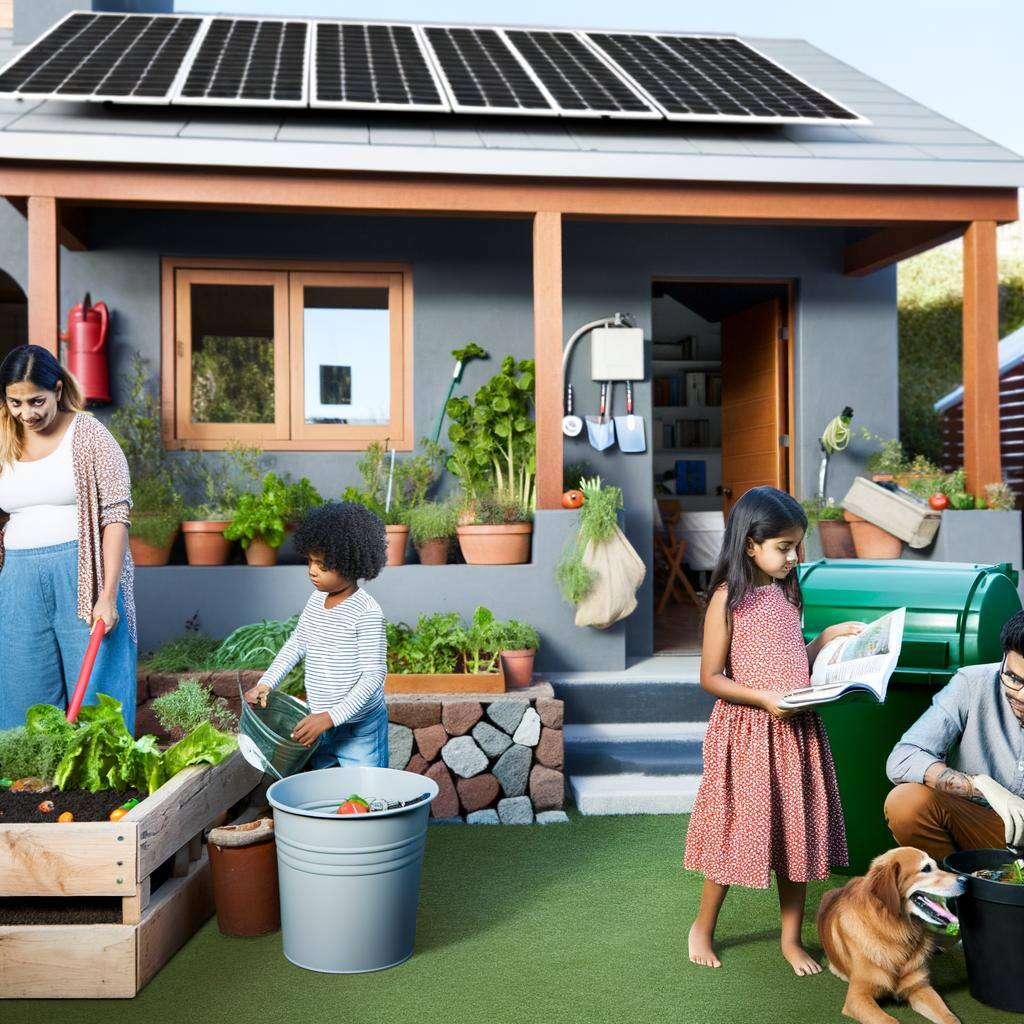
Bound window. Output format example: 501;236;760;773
162;259;413;450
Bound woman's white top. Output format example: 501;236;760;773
0;416;78;549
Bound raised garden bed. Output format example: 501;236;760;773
0;787;144;823
0;750;261;999
385;669;505;694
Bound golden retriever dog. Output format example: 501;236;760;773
816;847;965;1024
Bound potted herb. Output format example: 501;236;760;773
224;472;290;566
456;490;534;565
496;618;540;689
150;676;237;742
181;442;262;566
407;499;459;565
802;497;855;559
110;353;185;566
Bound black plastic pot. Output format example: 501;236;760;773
944;848;1024;1013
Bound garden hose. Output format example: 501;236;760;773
818;406;854;500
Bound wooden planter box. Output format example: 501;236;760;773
0;750;261;999
385;668;505;694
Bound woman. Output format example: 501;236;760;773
0;344;136;731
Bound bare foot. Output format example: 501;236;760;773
781;940;821;976
688;922;722;968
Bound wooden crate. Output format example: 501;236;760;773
385;668;505;694
0;750;262;998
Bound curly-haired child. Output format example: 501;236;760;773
244;500;390;768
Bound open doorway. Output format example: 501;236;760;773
0;269;27;362
651;278;792;655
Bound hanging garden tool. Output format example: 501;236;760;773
818;406;854;500
562;380;583;437
433;343;488;444
586;381;616;451
614;379;646;453
66;619;105;723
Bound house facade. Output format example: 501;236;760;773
0;1;1020;671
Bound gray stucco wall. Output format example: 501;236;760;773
0;203;898;662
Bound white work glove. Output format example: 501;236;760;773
972;774;1024;847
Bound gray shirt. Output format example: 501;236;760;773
886;662;1024;796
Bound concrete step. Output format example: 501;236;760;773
549;676;712;725
565;722;705;776
569;773;702;815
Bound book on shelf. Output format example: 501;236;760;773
675;418;710;447
653;375;683;407
706;372;722;406
780;609;906;709
685;371;707;406
675;459;706;495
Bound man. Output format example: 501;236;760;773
885;610;1024;862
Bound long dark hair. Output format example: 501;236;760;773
707;486;807;614
0;345;85;465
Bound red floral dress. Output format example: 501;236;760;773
683;584;848;887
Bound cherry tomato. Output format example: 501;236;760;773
561;489;584;510
928;492;949;511
336;800;370;815
58;811;74;823
109;807;130;822
37;800;54;813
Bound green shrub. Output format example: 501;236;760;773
0;726;71;782
471;492;532;525
224;472;290;549
496;619;540;652
555;476;622;606
140;634;221;673
342;440;444;526
183;441;263;520
150;677;237;740
408;501;459;545
212;617;298;668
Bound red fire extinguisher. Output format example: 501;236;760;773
61;293;111;406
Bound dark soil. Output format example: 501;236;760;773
0;896;125;925
0;786;143;823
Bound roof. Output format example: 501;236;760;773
0;30;1022;188
934;323;1024;412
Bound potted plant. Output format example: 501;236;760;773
224;472;289;566
407;499;459;565
110;353;185;566
457;491;534;565
181;441;262;566
802;497;855;559
496;618;540;689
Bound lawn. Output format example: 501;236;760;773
5;810;997;1024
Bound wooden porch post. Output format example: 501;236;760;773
533;210;563;509
962;220;1001;493
27;196;60;354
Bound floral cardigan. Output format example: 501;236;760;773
0;413;137;643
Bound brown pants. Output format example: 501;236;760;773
884;782;1004;862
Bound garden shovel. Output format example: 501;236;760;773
614;380;646;453
586;381;616;451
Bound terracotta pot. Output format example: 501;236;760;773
181;520;232;566
385;525;410;566
207;838;280;937
245;537;279;566
128;524;177;567
456;523;533;565
415;538;450;565
500;648;535;689
843;510;902;559
818;519;857;559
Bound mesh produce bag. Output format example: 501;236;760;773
574;525;646;629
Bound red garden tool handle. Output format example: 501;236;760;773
67;620;104;723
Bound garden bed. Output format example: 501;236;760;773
0;750;261;998
0;787;143;823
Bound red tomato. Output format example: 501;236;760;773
336;800;370;816
561;489;584;509
928;492;949;511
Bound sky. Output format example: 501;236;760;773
176;0;1024;160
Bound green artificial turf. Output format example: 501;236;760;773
5;811;999;1024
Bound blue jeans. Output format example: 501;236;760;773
311;701;389;770
0;541;137;731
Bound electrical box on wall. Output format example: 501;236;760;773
590;327;645;381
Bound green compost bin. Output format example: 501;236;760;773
798;559;1021;875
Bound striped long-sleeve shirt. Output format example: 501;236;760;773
260;588;387;727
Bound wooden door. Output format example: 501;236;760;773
720;298;789;516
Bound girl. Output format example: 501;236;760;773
684;486;860;975
244;501;389;768
0;345;136;730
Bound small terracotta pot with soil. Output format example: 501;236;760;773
128;525;178;567
843;510;903;559
182;520;233;566
245;538;279;566
456;523;533;565
415;538;450;565
207;825;280;937
500;648;536;689
385;525;410;566
818;519;857;559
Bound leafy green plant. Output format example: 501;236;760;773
224;471;290;549
801;497;845;533
387;612;463;674
211;616;299;668
556;476;622;606
495;619;540;652
342;440;444;525
286;477;324;523
139;634;221;673
445;354;536;507
556;553;597;606
470;491;533;525
0;726;71;782
111;353;185;547
984;482;1016;511
461;606;502;674
407;500;459;545
183;441;263;520
150;677;237;741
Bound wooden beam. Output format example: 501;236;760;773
6;197;88;250
962;220;1001;494
533;211;563;510
27;195;59;354
0;167;1017;225
843;222;965;276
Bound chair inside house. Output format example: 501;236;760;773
653;499;704;653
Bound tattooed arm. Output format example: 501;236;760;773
923;762;988;804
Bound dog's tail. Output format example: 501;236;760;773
816;886;844;967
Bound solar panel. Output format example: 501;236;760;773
311;23;448;111
422;26;554;115
585;32;866;124
503;29;658;118
175;17;309;107
0;11;203;103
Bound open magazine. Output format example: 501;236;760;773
780;607;906;709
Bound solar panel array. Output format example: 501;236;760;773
0;11;867;125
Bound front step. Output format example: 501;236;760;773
570;773;702;815
565;722;705;776
549;675;712;725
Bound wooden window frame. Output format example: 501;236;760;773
161;257;414;451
